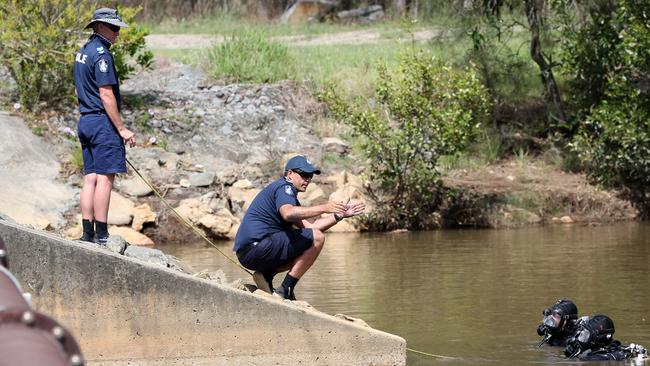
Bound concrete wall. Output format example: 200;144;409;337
0;220;406;365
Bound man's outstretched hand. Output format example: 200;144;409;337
342;200;365;218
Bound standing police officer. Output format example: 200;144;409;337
74;8;136;244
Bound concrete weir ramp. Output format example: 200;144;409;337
0;220;406;365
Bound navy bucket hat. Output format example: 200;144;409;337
285;155;321;175
84;8;129;29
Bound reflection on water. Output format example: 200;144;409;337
156;223;650;365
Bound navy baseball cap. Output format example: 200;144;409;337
85;8;129;29
285;155;321;175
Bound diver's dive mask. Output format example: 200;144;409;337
542;299;578;332
542;309;563;330
581;315;615;347
565;315;615;357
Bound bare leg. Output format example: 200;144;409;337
288;229;325;279
80;173;97;220
93;173;115;222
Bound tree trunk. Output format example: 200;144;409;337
524;0;566;123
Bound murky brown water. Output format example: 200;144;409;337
156;222;650;365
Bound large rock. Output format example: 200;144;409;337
0;112;75;230
329;186;365;203
109;226;155;246
198;208;238;238
326;170;363;190
175;192;228;222
189;172;215;187
123;245;168;267
131;203;157;231
298;182;326;206
322;137;350;155
232;179;253;189
228;185;260;213
106;235;129;254
118;176;153;197
108;192;135;225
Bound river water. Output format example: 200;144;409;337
156;222;650;365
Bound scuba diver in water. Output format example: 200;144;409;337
564;314;648;361
537;299;580;347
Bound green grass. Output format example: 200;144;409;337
154;40;426;97
149;12;547;101
150;12;447;37
207;30;294;83
289;42;409;96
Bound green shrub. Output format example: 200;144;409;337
206;30;294;83
561;1;650;216
112;6;154;81
0;0;94;110
321;50;492;230
0;1;152;111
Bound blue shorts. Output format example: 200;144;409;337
238;229;314;272
78;113;126;175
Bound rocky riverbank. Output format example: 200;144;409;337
0;59;639;248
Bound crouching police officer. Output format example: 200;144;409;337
537;299;580;347
73;8;136;244
564;314;648;361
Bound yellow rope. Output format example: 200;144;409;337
128;159;454;360
406;347;458;360
126;158;253;277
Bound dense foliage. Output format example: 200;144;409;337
0;0;93;110
559;1;650;215
322;50;491;229
0;1;152;111
111;6;154;82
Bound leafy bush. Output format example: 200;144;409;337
322;50;492;229
0;1;152;111
561;1;650;216
0;0;94;110
572;102;650;215
206;30;294;83
112;6;154;81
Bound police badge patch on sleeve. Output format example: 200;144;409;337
284;186;293;196
98;59;109;73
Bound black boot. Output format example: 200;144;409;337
94;221;109;246
80;219;94;242
273;274;298;301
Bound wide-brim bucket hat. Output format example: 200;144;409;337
84;8;129;29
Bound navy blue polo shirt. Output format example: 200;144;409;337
234;178;300;252
73;34;121;114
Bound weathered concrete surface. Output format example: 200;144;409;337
0;220;406;365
